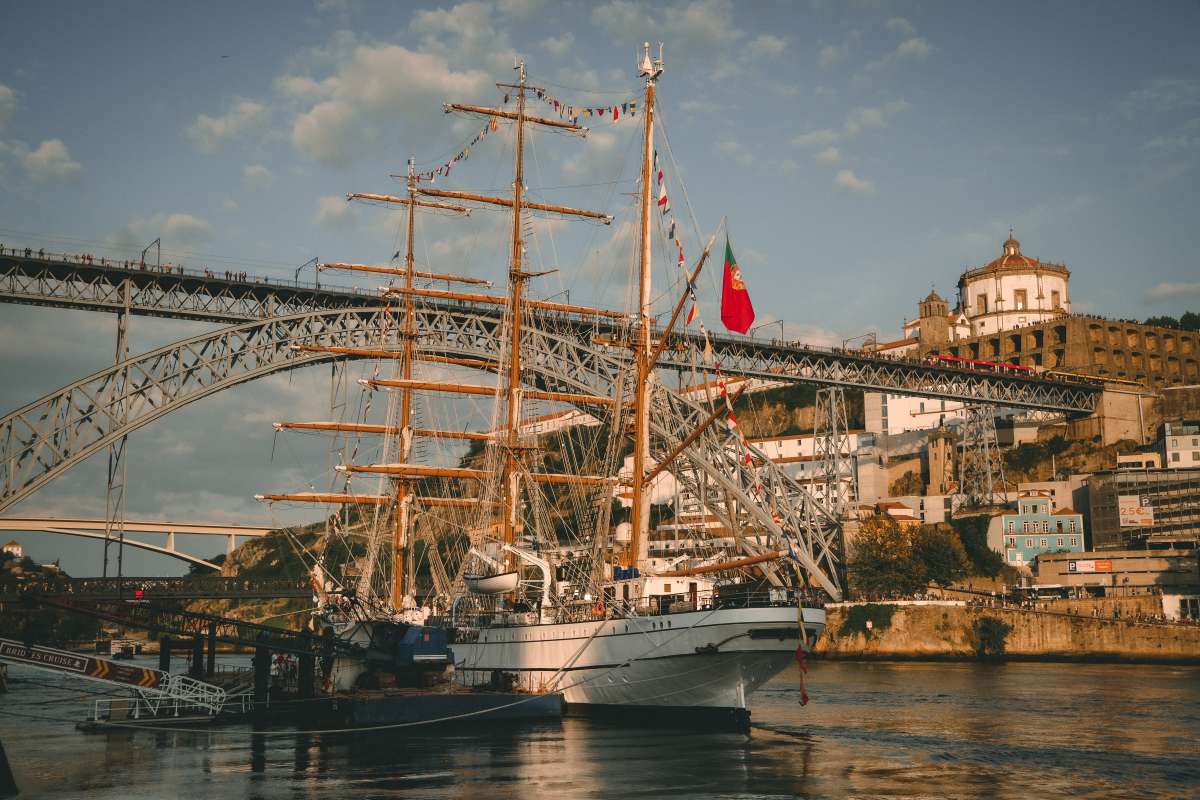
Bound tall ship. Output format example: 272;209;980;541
258;43;839;724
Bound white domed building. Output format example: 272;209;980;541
958;233;1070;336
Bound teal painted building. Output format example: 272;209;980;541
999;493;1085;570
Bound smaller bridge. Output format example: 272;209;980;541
0;517;273;570
1;575;312;601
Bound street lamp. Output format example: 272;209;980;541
295;256;319;289
749;320;784;340
140;237;160;270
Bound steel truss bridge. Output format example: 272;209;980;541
0;251;1106;599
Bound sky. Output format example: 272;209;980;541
2;0;1199;575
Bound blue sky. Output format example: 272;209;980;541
2;0;1199;574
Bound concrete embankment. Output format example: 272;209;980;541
815;602;1200;663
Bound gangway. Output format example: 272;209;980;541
0;637;227;718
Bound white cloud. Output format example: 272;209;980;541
1145;281;1200;303
222;198;239;212
0;84;15;129
590;0;741;52
844;100;909;136
22;139;82;181
275;74;335;100
748;34;786;58
118;212;214;249
886;17;916;37
242;163;274;191
1121;78;1200;118
862;37;932;76
895;37;931;60
793;100;909;156
680;99;720;114
819;43;847;68
835;169;874;194
288;42;492;166
717;139;754;166
541;32;574;57
315;194;353;228
497;0;544;17
815;146;840;165
792;128;839;148
186;99;267;154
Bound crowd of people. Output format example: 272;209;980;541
2;243;258;282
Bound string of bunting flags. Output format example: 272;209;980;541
652;149;770;508
415;90;637;182
412;115;502;183
531;88;638;125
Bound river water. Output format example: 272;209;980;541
2;658;1198;799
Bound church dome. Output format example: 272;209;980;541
982;234;1041;272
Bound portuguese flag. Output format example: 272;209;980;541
720;237;755;334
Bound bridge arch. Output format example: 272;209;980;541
0;305;847;597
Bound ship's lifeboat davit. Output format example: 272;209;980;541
464;571;520;594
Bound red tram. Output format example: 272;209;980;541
922;353;1036;376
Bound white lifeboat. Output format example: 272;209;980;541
464;571;520;594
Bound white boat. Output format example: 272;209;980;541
464;571;520;595
259;41;842;722
450;591;824;711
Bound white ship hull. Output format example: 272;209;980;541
451;605;824;710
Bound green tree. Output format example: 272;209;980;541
848;515;926;598
1180;311;1200;332
911;524;971;586
889;470;923;496
1043;435;1070;457
950;515;1005;578
1144;315;1179;328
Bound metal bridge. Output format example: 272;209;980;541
0;250;1101;413
0;517;271;569
0;249;1108;599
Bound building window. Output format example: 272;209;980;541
1070;537;1078;546
1069;520;1076;532
1040;538;1047;548
1057;537;1064;547
1056;520;1064;533
1051;290;1061;308
1026;538;1033;547
977;294;988;314
1007;537;1016;547
1014;289;1027;310
1173;452;1181;462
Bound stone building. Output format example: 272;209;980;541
889;234;1199;389
939;315;1200;388
957;233;1071;336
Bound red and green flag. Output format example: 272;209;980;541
720;237;755;334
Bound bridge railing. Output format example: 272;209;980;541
0;575;312;600
0;246;370;296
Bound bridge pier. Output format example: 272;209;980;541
226;534;236;558
0;736;17;798
206;622;217;678
158;636;172;672
253;641;271;711
188;636;203;680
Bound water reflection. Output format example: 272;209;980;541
1;660;1198;799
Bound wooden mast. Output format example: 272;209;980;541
502;63;530;568
629;43;663;569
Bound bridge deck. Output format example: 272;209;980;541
0;249;1102;415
